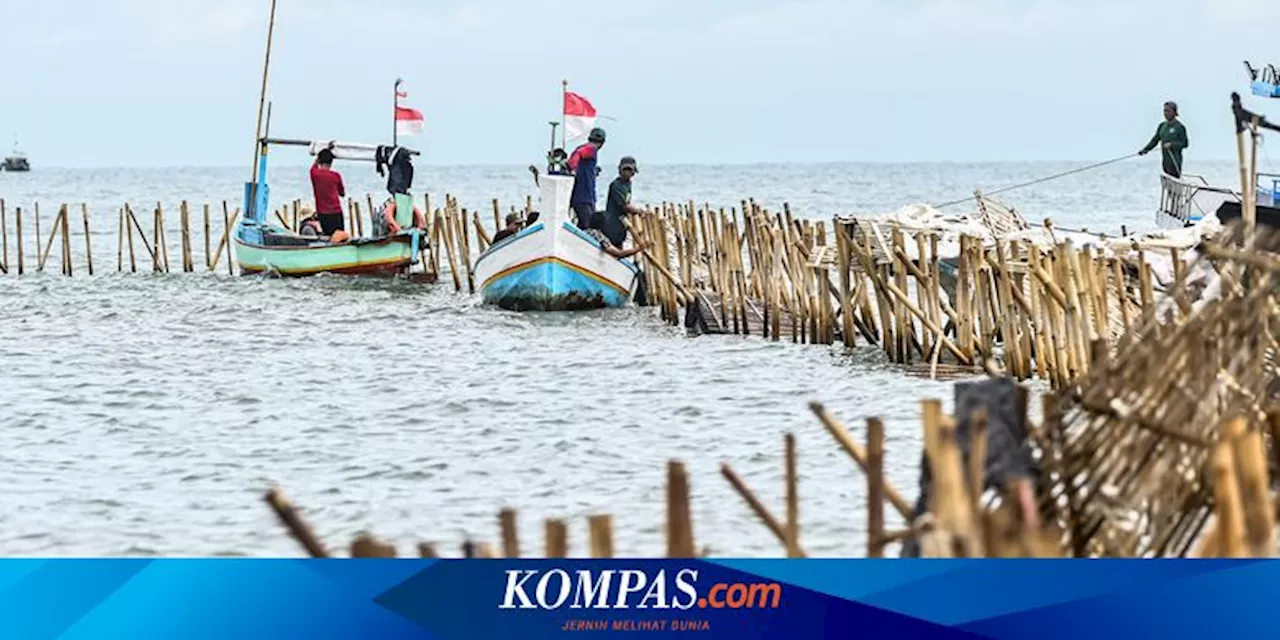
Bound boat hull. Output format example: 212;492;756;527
474;222;639;311
234;234;415;277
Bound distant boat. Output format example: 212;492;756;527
473;173;640;310
2;139;28;172
1246;61;1280;99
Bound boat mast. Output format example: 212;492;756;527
248;0;279;216
393;78;402;148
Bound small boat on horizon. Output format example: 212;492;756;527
2;138;29;172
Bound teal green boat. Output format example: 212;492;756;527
234;0;426;278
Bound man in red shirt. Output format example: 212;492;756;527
309;148;346;235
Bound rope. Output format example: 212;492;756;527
934;153;1140;209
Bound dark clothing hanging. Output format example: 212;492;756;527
376;146;415;195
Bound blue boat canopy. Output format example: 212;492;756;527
1246;61;1280;98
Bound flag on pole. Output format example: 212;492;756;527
396;106;424;136
395;84;424;136
563;91;597;147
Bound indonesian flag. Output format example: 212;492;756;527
563;91;597;147
395;85;424;136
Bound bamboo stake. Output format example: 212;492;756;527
1231;425;1274;556
545;519;568;558
588;515;614;558
440;206;462;293
0;199;7;274
1210;440;1247;557
203;204;212;269
264;488;329;557
15;207;23;275
866;417;886;558
61;205;72;276
667;461;696;558
784;434;801;557
180;201;193;272
80;204;93;276
225;207;234;275
34;203;41;256
499;508;519;558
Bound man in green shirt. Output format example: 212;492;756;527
1138;101;1189;178
601;156;647;248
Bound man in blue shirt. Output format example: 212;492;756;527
568;128;606;229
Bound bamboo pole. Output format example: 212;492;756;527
499;508;519;558
15;207;23;275
492;198;501;234
544;519;568;558
0;199;7;274
264;488;329;558
61;205;72;276
180;201;193;272
1210;440;1247;557
225;207;234;275
439;205;462;293
203;204;212;269
34;203;41;257
588;515;614;558
867;417;886;558
667;461;696;558
81;204;93;276
784;434;801;557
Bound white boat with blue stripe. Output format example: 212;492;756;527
473;174;641;311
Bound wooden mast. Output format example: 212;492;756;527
248;0;280;219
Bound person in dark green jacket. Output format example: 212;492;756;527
1138;101;1189;178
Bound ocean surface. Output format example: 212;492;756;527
0;160;1246;557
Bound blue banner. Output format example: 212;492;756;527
0;559;1273;639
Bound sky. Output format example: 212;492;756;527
1;0;1277;167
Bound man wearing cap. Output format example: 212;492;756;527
1138;101;1189;178
602;156;647;248
492;212;523;244
568;127;607;230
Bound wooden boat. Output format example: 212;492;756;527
233;0;425;278
473;173;640;310
235;140;424;278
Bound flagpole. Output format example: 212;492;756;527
393;78;402;147
561;79;568;150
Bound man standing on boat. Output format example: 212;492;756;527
310;147;347;235
1138;101;1189;178
568;128;607;230
602;156;647;248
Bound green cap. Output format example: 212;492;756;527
589;128;606;143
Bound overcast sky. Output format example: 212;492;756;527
1;0;1276;167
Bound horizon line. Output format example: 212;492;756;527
5;158;1246;171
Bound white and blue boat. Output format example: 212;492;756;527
1247;61;1280;99
472;173;641;311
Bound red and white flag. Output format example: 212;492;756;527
563;91;597;147
395;85;424;136
396;106;424;136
